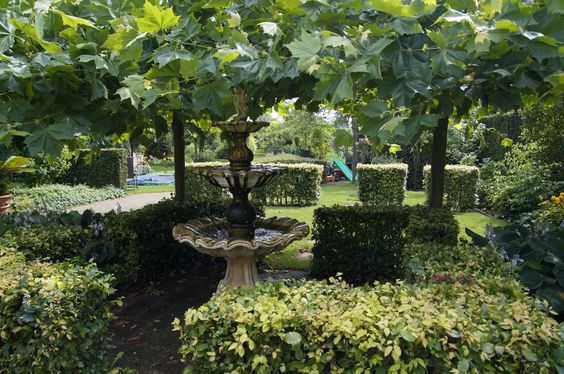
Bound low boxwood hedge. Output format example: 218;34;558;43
357;163;408;206
185;162;323;206
405;205;459;245
0;247;115;373
423;165;479;211
175;276;563;373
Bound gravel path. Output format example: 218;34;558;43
71;192;172;214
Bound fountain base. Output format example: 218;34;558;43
219;256;261;290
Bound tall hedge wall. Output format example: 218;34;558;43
357;163;408;206
64;148;128;189
0;248;115;372
424;165;479;211
185;162;323;206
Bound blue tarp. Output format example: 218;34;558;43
128;174;175;185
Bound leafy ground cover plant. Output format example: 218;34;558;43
10;184;125;213
175;277;563;373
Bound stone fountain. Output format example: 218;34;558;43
172;112;309;289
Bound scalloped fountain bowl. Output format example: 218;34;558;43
198;165;287;190
173;216;309;289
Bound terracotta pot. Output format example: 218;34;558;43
0;194;12;214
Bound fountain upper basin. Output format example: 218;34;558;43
197;165;287;190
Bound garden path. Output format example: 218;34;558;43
71;192;172;214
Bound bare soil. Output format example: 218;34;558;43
109;267;308;373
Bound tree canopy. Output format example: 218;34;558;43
0;0;562;158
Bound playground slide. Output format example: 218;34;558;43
335;158;354;181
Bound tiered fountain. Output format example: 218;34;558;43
172;96;309;290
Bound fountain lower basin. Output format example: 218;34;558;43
173;216;309;288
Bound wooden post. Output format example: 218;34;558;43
172;111;185;203
429;116;449;209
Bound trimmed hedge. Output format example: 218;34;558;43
253;163;323;206
10;184;125;213
357;163;407;206
0;248;115;372
424;165;479;211
186;162;323;206
175;276;563;373
406;205;459;245
311;205;410;282
64;148;128;189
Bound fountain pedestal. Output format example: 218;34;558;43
172;120;309;289
221;257;261;288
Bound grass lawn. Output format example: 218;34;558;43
265;182;506;270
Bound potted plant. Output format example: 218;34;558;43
0;156;34;214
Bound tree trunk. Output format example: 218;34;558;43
172;111;185;203
429;116;449;209
351;117;359;182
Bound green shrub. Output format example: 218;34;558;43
186;162;323;206
15;150;72;186
480;143;563;219
64;148;128;189
424;164;479;211
175;277;563;373
311;205;410;282
102;198;227;285
253;163;323;206
4;225;87;262
10;184;125;213
0;248;115;373
357;163;407;206
406;205;459;245
467;225;564;315
403;242;513;283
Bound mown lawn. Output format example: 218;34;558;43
265;182;506;270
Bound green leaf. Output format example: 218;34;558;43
368;0;436;17
458;358;470;373
136;1;180;33
500;138;513;147
519;268;544;290
51;10;96;30
285;331;302;345
523;348;538;362
25;117;81;156
360;101;389;118
0;14;14;53
170;16;201;40
388;144;401;154
392;18;423;35
103;30;143;52
192;79;231;116
285;32;321;73
333;129;353;148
